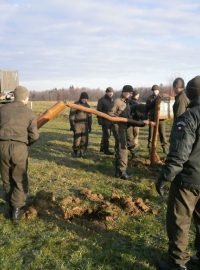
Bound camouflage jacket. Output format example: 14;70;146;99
69;100;92;128
160;98;200;189
0;101;39;145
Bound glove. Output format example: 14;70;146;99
156;177;167;197
88;127;92;133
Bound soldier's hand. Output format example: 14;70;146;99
156;177;167;197
88;127;92;133
143;120;155;126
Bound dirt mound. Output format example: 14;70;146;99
25;188;158;228
111;191;151;215
80;188;104;202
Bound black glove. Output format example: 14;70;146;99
156;177;167;197
88;127;92;133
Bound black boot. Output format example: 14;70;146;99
115;169;120;178
157;260;187;270
189;253;200;265
104;150;114;155
100;146;104;152
120;172;132;180
79;150;86;158
72;150;78;157
12;207;25;223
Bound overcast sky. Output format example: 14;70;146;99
1;0;200;90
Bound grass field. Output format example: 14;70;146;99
0;101;198;270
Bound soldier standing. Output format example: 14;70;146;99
69;92;92;158
97;87;116;155
156;76;200;270
110;85;149;180
172;77;190;120
146;85;167;153
0;86;39;222
127;89;140;159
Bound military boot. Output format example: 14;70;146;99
120;172;132;180
100;145;104;152
115;169;121;178
72;150;78;157
104;149;114;155
12;207;25;223
79;150;86;158
157;260;187;270
189;252;200;266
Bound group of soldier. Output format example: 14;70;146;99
69;83;166;179
0;76;200;270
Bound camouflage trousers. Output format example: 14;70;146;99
73;123;89;151
0;141;28;208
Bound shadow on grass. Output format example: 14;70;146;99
30;131;160;180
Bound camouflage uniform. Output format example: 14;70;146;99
69;100;92;157
0;100;39;209
110;96;145;177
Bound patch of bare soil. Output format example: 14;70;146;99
25;188;158;230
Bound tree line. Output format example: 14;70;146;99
30;85;174;102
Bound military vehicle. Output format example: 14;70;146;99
0;70;19;104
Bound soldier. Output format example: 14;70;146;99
127;89;140;159
69;92;92;158
97;87;116;155
110;85;150;180
0;86;39;222
146;84;167;153
156;76;200;270
173;77;190;120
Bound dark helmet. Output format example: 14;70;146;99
80;92;89;99
122;85;133;93
186;76;200;100
173;77;185;89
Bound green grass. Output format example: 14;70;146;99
0;101;198;270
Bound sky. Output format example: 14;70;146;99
0;0;200;91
